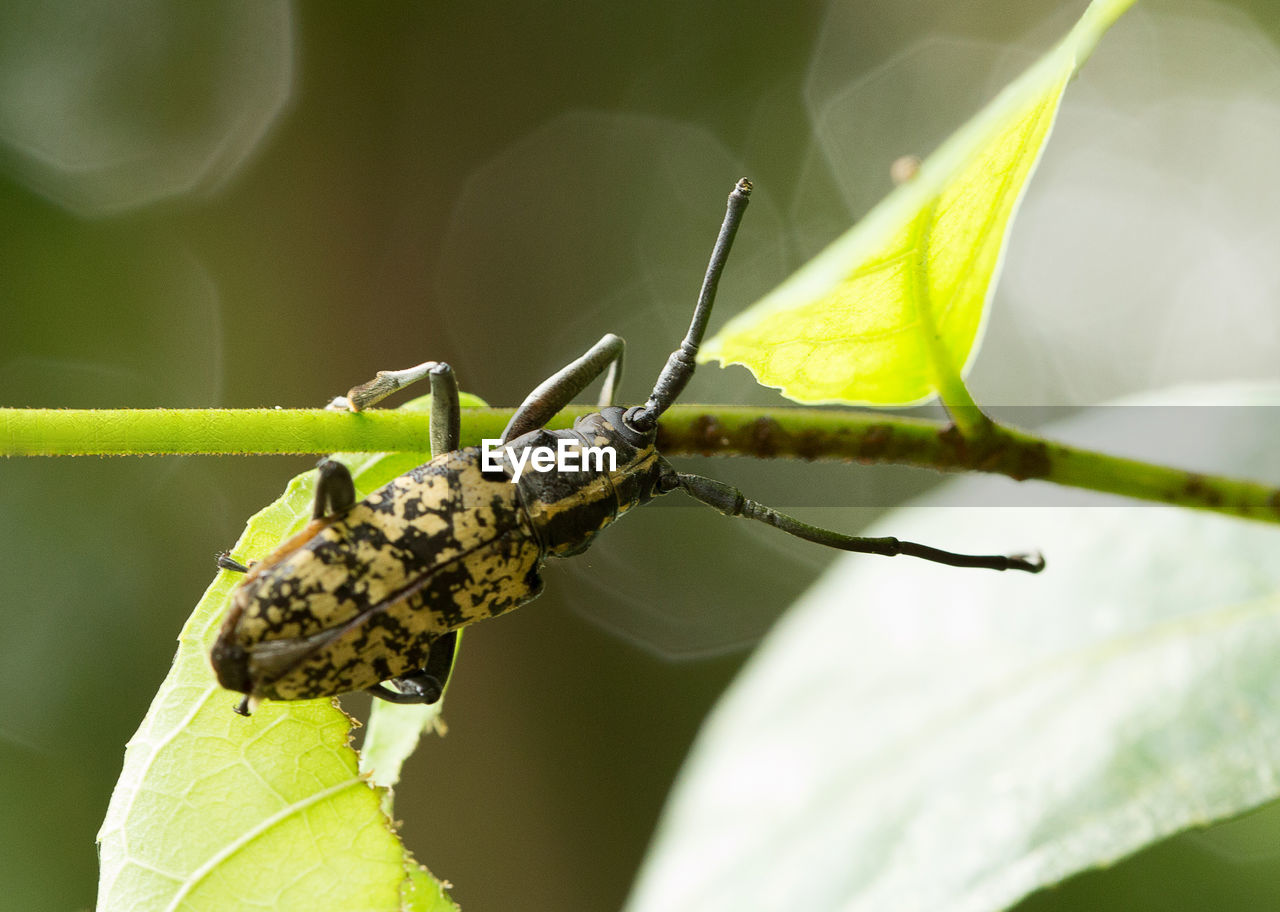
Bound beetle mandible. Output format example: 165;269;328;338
211;179;1044;715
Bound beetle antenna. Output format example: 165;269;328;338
628;178;752;432
677;472;1046;573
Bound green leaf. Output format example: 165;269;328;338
96;394;480;912
626;384;1280;912
700;0;1136;406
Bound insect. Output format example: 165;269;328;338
211;179;1044;715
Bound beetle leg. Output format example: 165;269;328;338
367;682;435;705
313;457;357;519
675;472;1046;574
216;552;251;573
326;360;462;455
428;362;460;456
502;334;626;443
367;631;459;705
328;360;442;412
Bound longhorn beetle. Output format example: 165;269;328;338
212;179;1044;715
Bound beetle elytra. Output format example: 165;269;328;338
211;179;1043;714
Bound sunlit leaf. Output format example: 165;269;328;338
626;384;1280;912
96;394;479;912
701;0;1136;405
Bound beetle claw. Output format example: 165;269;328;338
367;676;444;705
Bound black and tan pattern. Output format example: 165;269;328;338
208;182;777;706
209;179;1034;710
212;425;671;702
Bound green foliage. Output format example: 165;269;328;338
700;0;1136;407
95;395;476;912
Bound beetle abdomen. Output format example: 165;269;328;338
214;449;544;700
248;528;543;700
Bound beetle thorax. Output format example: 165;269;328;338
496;410;671;558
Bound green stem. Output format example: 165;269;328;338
905;203;992;439
2;406;1277;524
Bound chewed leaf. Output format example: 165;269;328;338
701;0;1136;405
96;393;479;912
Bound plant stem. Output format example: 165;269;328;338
905;202;993;440
1;406;1277;524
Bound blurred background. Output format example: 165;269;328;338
3;0;1280;909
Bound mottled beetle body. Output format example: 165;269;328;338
212;180;1042;714
213;452;537;701
214;410;669;703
